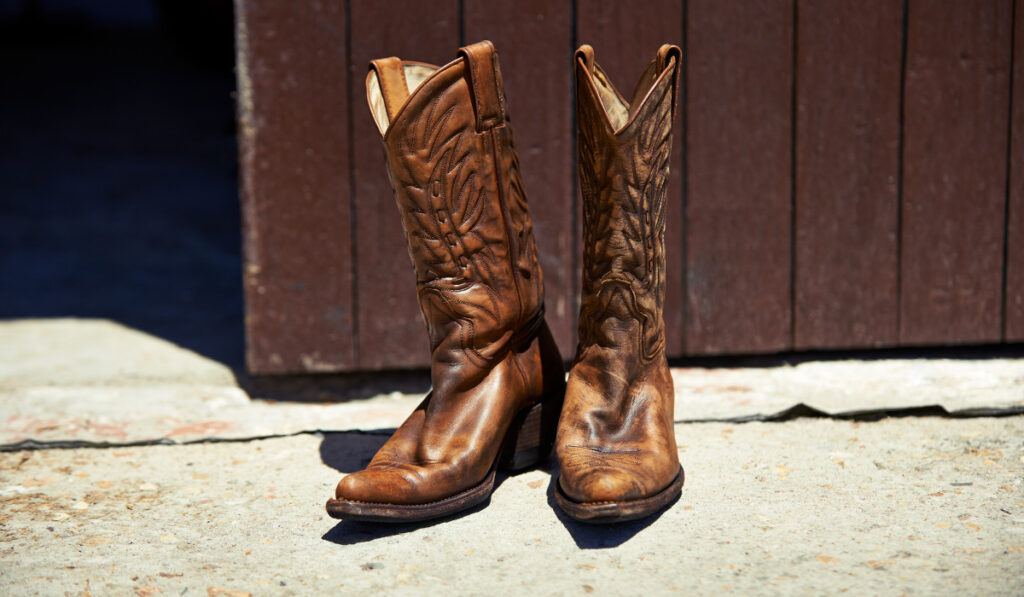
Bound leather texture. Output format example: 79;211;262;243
556;44;683;508
334;41;563;509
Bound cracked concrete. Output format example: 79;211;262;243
1;321;1023;594
1;417;1023;595
2;319;1022;449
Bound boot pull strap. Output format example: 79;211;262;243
655;44;682;117
457;40;506;131
575;44;596;73
368;56;409;124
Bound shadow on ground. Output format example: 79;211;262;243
321;500;492;547
318;430;501;546
318;431;393;474
543;462;674;549
669;342;1024;369
318;432;671;549
0;18;243;369
238;370;431;404
0;17;437;403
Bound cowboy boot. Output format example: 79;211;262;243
326;41;564;522
554;44;684;523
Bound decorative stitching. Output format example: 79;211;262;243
577;67;673;362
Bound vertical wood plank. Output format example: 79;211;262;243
576;0;686;357
350;0;459;369
1007;0;1023;340
685;0;793;354
463;1;576;357
900;0;1013;345
793;1;902;349
236;0;354;373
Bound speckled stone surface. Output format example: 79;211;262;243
2;417;1022;595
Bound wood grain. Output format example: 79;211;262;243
1006;0;1023;341
463;1;576;357
793;0;902;349
576;0;687;357
349;0;459;369
685;0;793;354
237;0;354;373
900;0;1013;345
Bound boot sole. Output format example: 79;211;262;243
325;468;497;523
325;390;562;523
553;466;684;524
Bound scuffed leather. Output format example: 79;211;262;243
336;41;560;506
557;44;682;504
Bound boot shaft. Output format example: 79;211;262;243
574;44;680;362
366;42;545;387
555;46;684;521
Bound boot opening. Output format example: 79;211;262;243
367;63;439;135
588;66;629;131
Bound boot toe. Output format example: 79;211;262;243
335;468;416;504
560;466;646;503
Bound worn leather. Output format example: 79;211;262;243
557;44;682;505
335;41;562;506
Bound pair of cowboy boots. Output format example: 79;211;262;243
325;41;683;524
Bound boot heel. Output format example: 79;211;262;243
498;389;563;472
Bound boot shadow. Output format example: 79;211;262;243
321;499;491;546
544;462;676;549
319;430;394;474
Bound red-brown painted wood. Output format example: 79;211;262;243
794;1;902;349
685;0;793;354
237;1;1022;374
349;0;460;369
1006;0;1024;341
463;1;576;357
236;0;355;373
900;0;1013;345
576;0;686;357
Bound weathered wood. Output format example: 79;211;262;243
349;0;459;369
1006;0;1024;341
900;0;1013;345
685;0;793;354
576;0;686;357
793;0;902;349
236;1;1023;373
463;1;576;357
236;0;355;373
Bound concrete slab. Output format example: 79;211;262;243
1;417;1022;595
0;386;417;447
671;359;1024;421
1;319;1022;449
0;319;424;447
0;319;236;388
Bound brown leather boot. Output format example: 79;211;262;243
326;41;564;523
554;44;684;523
